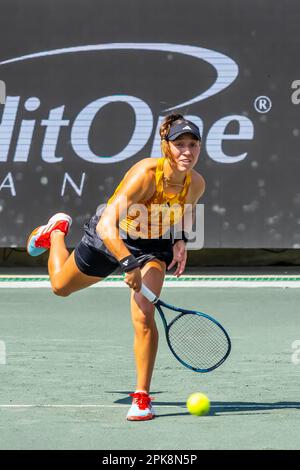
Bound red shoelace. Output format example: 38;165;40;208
129;392;154;410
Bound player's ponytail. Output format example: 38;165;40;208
159;114;184;161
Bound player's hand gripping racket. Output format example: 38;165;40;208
140;283;231;372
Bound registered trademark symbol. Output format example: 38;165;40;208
254;96;272;113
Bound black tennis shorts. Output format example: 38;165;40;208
74;213;173;278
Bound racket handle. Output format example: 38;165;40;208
140;284;159;304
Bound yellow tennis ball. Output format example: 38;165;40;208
186;393;210;416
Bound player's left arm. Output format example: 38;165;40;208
168;172;206;277
186;171;206;231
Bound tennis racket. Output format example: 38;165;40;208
140;283;231;372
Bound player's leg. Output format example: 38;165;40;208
131;259;165;392
27;212;103;296
127;258;166;421
48;231;102;296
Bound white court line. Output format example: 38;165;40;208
0;404;175;408
0;404;298;409
1;281;300;288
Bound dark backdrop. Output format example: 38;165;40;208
0;0;299;248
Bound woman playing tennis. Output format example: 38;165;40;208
27;113;205;421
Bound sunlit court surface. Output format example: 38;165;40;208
1;276;300;450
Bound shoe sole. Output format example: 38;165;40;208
27;226;47;257
126;414;155;421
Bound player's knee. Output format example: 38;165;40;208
133;304;155;332
52;283;70;297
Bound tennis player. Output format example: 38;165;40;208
27;114;205;421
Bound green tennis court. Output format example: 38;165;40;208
1;279;300;450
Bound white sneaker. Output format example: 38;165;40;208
27;213;72;257
126;392;155;421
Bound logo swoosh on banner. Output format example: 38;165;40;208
0;43;238;111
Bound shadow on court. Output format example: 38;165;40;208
209;401;300;415
107;392;300;417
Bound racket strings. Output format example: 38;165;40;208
167;312;229;370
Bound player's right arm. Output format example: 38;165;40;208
96;160;156;291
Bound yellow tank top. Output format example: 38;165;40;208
107;157;191;238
